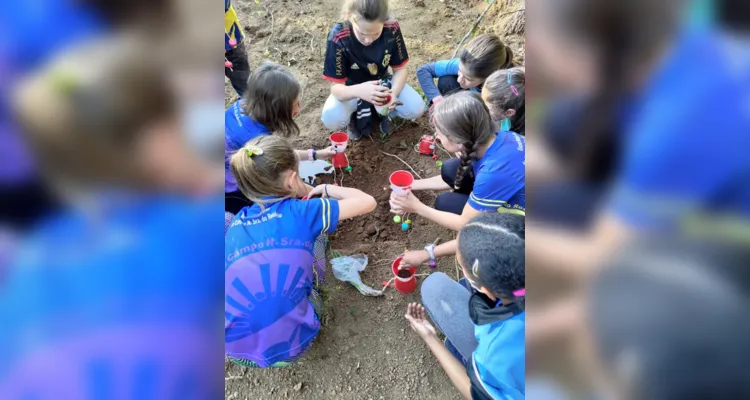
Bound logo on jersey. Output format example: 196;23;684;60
382;52;391;67
351;63;360;70
367;63;378;75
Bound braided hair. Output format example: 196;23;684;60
433;91;497;190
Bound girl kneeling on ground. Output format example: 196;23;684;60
225;62;335;214
417;34;515;108
406;212;526;400
321;0;425;139
390;91;525;232
225;135;376;368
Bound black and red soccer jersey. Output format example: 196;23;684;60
323;21;410;86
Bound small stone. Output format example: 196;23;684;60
366;224;377;236
386;350;390;355
293;382;303;392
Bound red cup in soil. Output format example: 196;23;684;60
389;170;414;193
418;135;435;155
330;131;349;153
392;256;417;294
331;152;349;168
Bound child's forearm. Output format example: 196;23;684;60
391;67;408;98
435;239;457;258
416;63;440;103
411;175;450;191
423;335;472;399
331;83;357;101
416;204;466;232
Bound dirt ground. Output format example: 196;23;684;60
225;0;525;399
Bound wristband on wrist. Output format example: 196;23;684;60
312;149;317;160
424;244;437;268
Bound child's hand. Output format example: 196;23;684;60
401;250;429;269
316;146;337;160
389;190;423;214
357;80;390;106
307;184;330;198
405;303;437;339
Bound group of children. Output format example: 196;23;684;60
224;0;526;398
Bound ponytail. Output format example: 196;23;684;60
229;135;299;210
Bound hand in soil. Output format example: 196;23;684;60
401;250;429;269
389;190;423;214
405;303;437;339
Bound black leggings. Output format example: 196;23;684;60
225;42;250;97
437;75;462;97
434;158;475;215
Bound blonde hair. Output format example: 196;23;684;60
13;35;175;190
342;0;390;22
230;135;299;210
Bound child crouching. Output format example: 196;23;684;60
225;135;376;367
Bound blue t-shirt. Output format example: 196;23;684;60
0;195;223;398
416;58;482;103
609;28;750;229
224;197;340;367
224;100;271;193
472;312;526;400
469;131;526;214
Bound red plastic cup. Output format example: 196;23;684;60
389;170;414;193
418;135;435;155
331;152;349;168
330;131;349;153
392;256;417;294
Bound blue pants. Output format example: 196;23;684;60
421;272;478;365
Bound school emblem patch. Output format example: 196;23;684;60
367;63;378;75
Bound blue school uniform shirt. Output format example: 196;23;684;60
609;27;750;230
472;312;526;400
224;100;270;193
469;131;526;214
224;197;339;367
416;58;482;103
0;194;223;398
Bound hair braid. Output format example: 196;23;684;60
454;141;480;190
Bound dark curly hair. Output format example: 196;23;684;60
433;91;496;191
458;212;525;299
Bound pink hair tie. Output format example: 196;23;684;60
513;288;525;296
510;85;519;96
